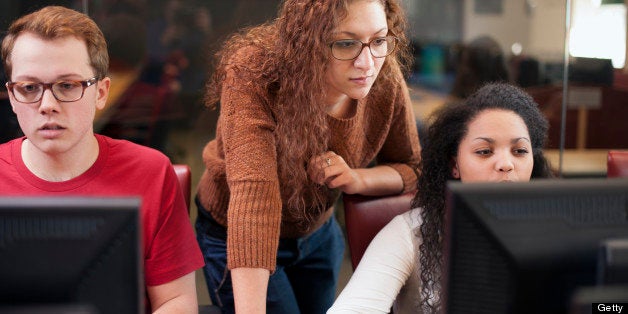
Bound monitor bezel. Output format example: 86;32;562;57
0;196;143;314
441;178;628;314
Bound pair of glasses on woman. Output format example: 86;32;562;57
329;36;398;61
5;77;98;103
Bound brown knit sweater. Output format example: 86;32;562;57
197;63;421;272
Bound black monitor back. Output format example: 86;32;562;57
442;178;628;314
0;197;142;314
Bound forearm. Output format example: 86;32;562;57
232;267;270;314
352;165;404;196
152;295;198;314
329;213;415;313
149;272;198;314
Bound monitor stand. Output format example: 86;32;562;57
598;238;628;284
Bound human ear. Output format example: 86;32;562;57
451;159;460;179
95;77;110;110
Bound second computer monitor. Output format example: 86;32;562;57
442;178;628;314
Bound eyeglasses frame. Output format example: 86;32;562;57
329;36;398;61
5;77;99;104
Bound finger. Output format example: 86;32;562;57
311;154;331;169
322;163;349;184
309;152;344;185
323;157;332;168
332;154;348;166
326;173;343;189
308;167;323;185
321;151;337;164
326;171;350;189
321;154;338;169
307;156;327;185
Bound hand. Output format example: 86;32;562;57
308;151;365;194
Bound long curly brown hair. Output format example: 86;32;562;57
205;0;412;227
413;83;553;311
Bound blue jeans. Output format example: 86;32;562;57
195;199;345;314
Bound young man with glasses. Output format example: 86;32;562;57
0;6;204;313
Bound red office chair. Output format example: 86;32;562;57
173;164;192;211
607;150;628;178
343;192;415;270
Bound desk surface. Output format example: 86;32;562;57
544;149;608;177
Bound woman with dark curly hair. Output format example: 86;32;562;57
195;0;421;313
329;83;552;313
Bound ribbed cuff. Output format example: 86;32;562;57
226;180;282;272
388;163;418;193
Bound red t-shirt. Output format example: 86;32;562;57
0;134;204;288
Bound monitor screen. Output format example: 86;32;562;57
0;197;143;314
442;178;628;314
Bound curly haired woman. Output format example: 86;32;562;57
194;0;421;313
329;83;553;313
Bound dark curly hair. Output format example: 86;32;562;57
413;83;553;311
205;0;412;226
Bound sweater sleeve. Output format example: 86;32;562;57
328;211;417;313
220;65;282;272
377;80;421;193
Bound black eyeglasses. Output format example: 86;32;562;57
329;36;398;61
5;77;98;103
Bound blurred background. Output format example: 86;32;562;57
2;0;626;305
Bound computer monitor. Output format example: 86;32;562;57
441;178;628;314
0;197;143;314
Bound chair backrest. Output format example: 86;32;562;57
173;164;192;211
343;192;415;270
607;150;628;178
